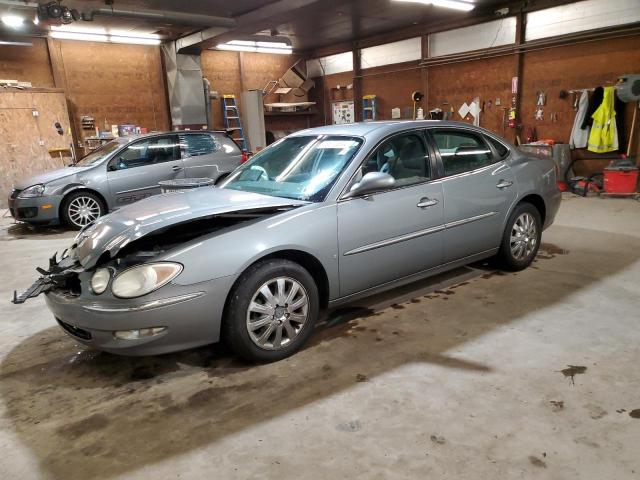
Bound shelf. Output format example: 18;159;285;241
264;109;318;117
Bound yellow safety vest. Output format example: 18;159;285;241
587;86;617;153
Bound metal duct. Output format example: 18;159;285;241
81;8;236;29
203;77;213;130
162;42;207;128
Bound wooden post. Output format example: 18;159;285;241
352;46;362;122
513;10;526;144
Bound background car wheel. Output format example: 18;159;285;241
495;202;542;271
61;191;105;230
223;259;320;362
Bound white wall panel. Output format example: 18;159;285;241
307;52;353;77
429;17;516;57
526;0;640;41
360;37;422;68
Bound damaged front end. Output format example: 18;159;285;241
12;250;83;304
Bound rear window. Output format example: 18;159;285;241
179;133;217;157
486;136;509;158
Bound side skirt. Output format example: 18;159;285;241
328;248;498;308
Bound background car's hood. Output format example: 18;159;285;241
14;166;92;190
74;187;308;269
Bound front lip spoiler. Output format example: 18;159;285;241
81;291;205;313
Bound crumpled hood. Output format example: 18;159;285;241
74;187;308;269
15;166;92;190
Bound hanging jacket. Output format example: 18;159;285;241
587;86;618;153
581;86;603;130
570;90;589;149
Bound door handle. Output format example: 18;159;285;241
417;197;439;208
172;165;183;172
496;180;513;189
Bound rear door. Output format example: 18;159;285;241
428;128;516;263
106;134;185;207
179;132;242;181
337;130;444;297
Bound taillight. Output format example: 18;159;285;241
241;151;248;163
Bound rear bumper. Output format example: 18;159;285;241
543;189;562;230
44;275;237;356
8;195;63;225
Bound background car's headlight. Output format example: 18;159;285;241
112;262;182;298
17;184;45;198
90;268;111;295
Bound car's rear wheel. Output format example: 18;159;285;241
496;202;542;271
61;191;105;230
223;259;319;362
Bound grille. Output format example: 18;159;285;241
57;319;92;340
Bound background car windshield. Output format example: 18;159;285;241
74;141;121;166
221;135;362;201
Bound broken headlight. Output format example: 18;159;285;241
17;184;45;198
111;262;182;299
90;268;111;295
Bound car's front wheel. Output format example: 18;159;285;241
61;191;105;230
223;259;319;362
496;202;542;271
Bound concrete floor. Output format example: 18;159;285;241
0;195;639;479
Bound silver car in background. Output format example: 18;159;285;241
14;121;561;362
8;131;243;229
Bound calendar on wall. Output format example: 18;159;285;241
332;100;355;125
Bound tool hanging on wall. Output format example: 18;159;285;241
411;91;424;120
534;91;546;120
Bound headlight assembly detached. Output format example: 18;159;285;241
111;262;183;299
17;184;45;198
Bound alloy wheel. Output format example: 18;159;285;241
510;212;537;261
246;276;309;350
67;196;101;227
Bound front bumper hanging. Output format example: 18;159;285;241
12;252;79;304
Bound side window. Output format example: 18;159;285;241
486;135;510;159
431;130;493;177
362;132;430;187
180;133;217;157
114;135;180;170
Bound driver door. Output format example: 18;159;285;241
337;130;445;297
107;134;185;207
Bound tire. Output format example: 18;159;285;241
61;191;106;230
495;202;542;271
223;259;320;362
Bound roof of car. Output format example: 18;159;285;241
289;120;486;137
114;130;226;144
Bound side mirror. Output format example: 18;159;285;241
344;172;395;199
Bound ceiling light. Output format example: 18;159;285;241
109;36;161;45
393;0;475;11
0;40;32;46
1;15;25;28
49;27;161;45
50;31;109;42
217;39;292;54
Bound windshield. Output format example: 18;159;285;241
74;140;122;166
220;135;362;202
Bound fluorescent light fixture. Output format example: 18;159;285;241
1;15;25;28
50;31;109;42
0;40;32;46
49;27;161;45
217;39;292;54
393;0;475;11
109;36;161;45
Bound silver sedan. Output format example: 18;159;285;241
8;131;242;229
14;121;561;362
